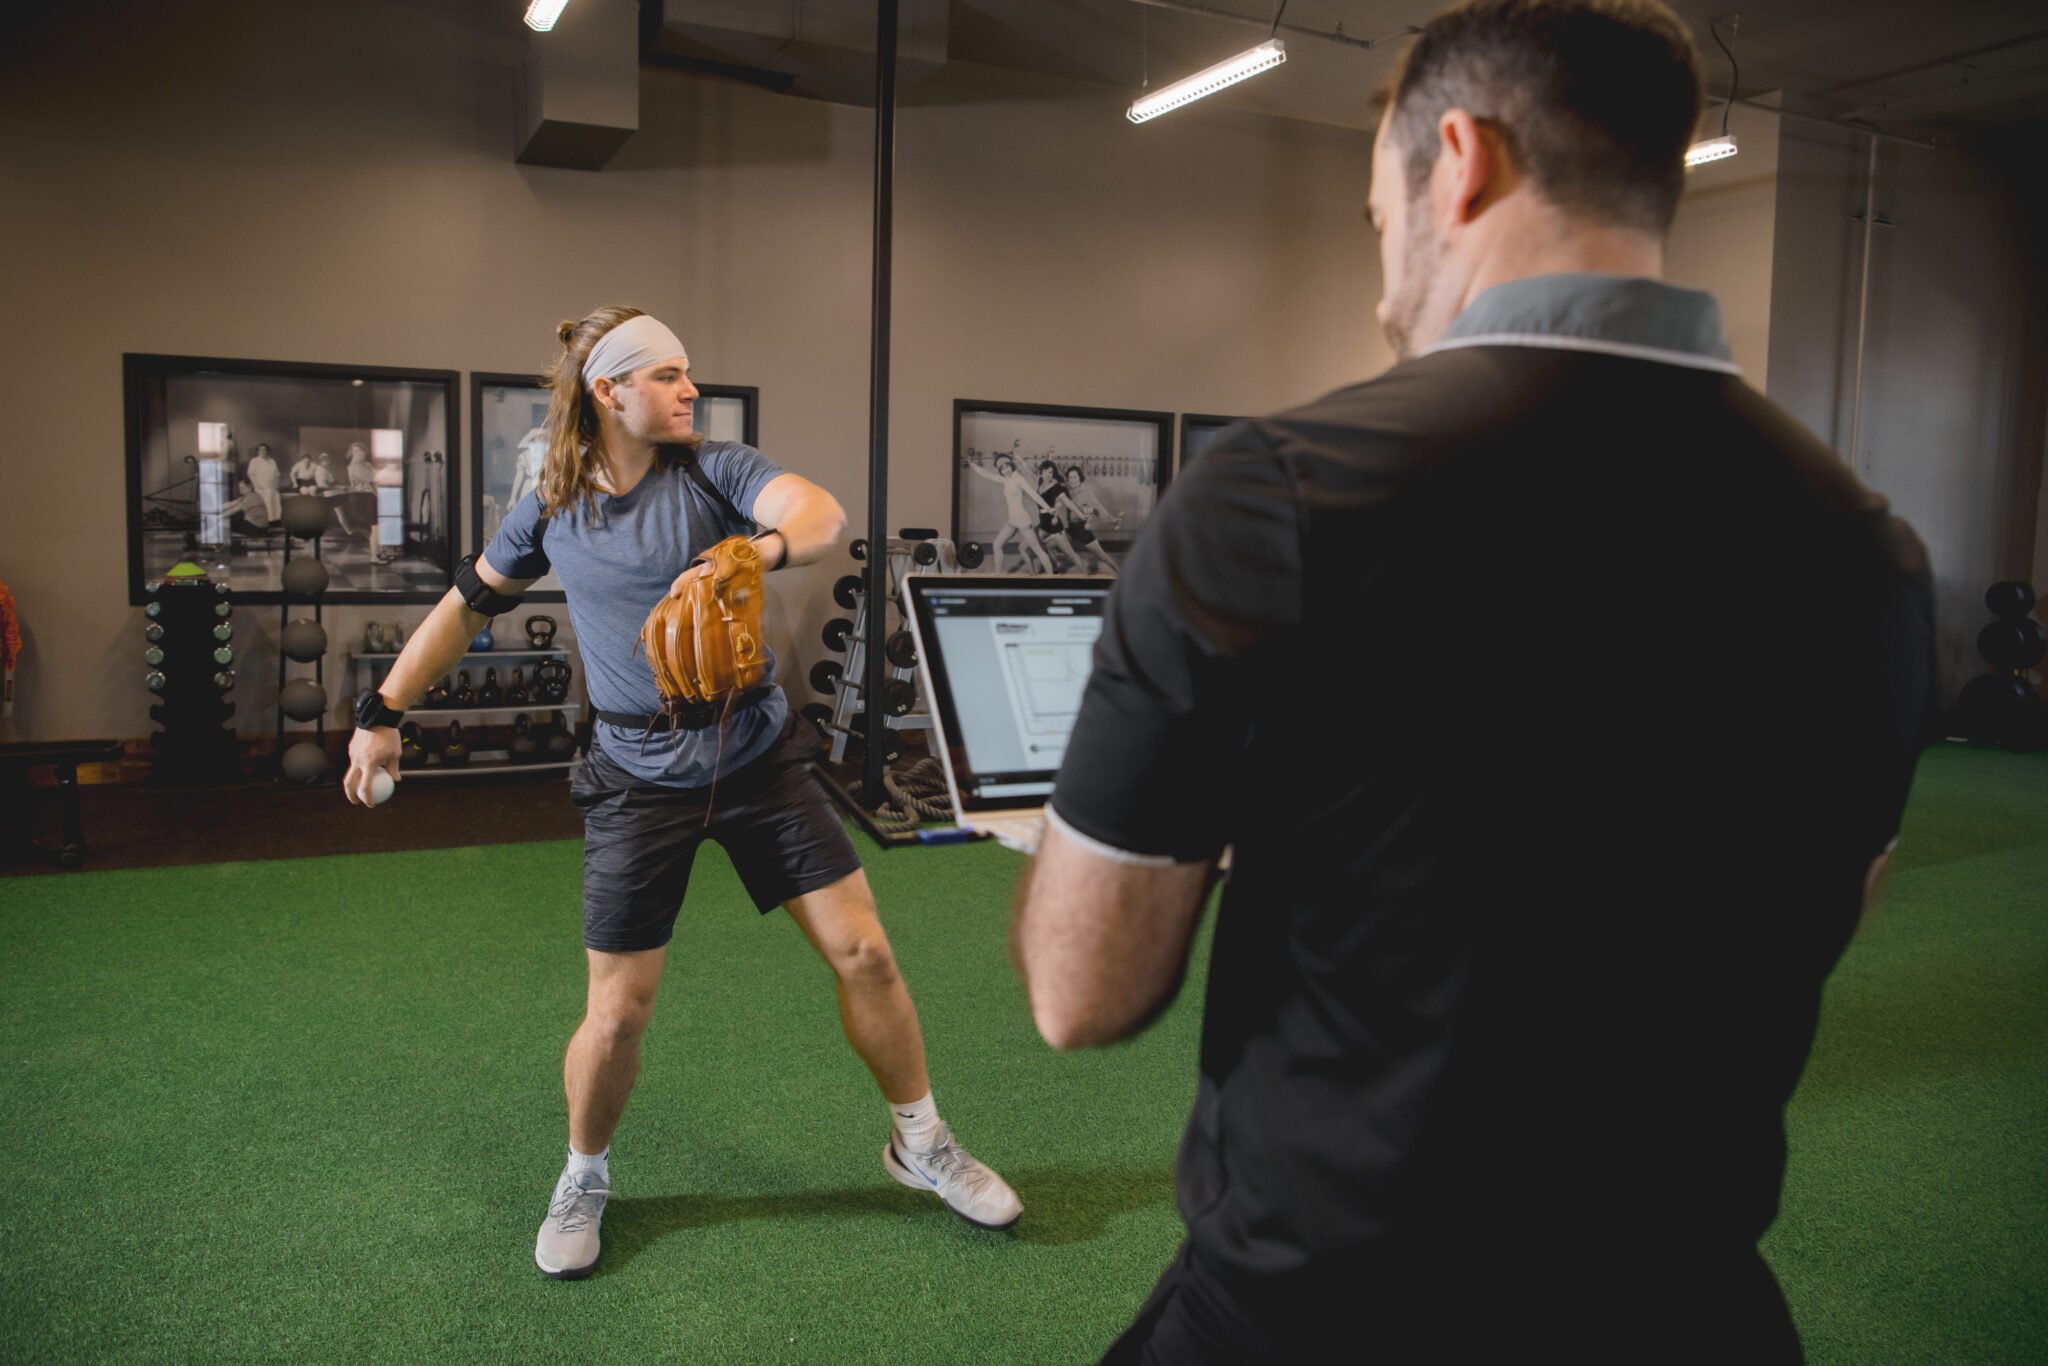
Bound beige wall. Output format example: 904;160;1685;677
0;0;1382;742
1;0;1804;745
1665;99;1781;386
1766;118;2047;699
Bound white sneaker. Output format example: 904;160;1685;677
883;1123;1023;1230
535;1167;611;1280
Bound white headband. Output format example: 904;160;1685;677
581;315;688;389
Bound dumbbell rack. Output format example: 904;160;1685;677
812;538;941;765
142;571;242;788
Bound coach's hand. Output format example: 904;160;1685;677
344;727;401;807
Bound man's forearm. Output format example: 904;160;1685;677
372;589;489;710
770;494;848;568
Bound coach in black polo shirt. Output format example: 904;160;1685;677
1011;0;1936;1360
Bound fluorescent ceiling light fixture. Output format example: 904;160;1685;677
1684;134;1738;168
524;0;570;32
1127;39;1286;124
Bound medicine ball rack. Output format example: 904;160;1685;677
274;502;332;785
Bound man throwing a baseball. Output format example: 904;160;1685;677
344;306;1022;1280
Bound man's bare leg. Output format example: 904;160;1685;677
784;869;1022;1228
564;945;668;1153
783;870;928;1103
539;946;666;1279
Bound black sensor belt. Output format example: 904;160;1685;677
595;687;773;733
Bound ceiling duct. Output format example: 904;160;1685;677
647;0;948;105
518;0;641;169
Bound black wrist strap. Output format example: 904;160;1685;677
355;688;403;730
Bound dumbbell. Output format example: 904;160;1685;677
885;632;917;669
850;538;868;561
912;542;938;566
810;660;844;694
957;541;986;569
833;574;864;610
883;679;917;716
822;618;855;653
800;702;834;732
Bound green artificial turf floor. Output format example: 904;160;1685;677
1;743;2042;1362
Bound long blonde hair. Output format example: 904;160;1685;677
537;305;703;517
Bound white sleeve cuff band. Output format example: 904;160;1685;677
1043;802;1196;868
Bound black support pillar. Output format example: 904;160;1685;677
861;0;898;806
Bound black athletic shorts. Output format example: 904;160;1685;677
571;715;863;953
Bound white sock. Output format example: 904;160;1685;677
890;1092;943;1154
567;1144;610;1181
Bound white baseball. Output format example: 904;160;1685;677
369;769;396;806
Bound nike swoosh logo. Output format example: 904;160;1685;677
893;1145;939;1187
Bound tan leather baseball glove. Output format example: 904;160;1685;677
638;534;769;716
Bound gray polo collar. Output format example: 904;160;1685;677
1423;273;1740;375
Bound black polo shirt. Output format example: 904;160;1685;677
1052;275;1936;1358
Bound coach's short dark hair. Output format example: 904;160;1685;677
1385;0;1702;232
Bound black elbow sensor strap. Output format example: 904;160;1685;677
454;554;525;616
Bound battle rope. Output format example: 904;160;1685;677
848;755;953;834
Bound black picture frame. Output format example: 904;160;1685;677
1180;412;1250;470
470;372;559;600
123;353;460;605
952;399;1172;574
470;376;761;603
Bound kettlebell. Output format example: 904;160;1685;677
442;719;471;767
505;666;529;705
534;658;571;705
509;713;539;763
471;622;495;652
364;621;388;653
399;721;428;770
544;710;575;760
524;614;557;649
426;675;453;709
452;669;476;707
479;667;503;707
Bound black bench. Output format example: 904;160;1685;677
0;733;126;869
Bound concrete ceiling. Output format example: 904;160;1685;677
652;0;2048;142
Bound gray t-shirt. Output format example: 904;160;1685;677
484;442;789;787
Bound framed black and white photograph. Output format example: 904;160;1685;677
1180;413;1249;470
471;373;559;599
695;384;759;449
124;354;459;605
952;400;1171;575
